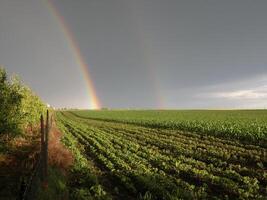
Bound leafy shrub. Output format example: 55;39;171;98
0;67;46;135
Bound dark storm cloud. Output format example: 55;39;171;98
1;0;267;108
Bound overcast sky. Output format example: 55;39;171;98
1;0;267;109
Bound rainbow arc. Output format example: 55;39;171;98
46;0;101;109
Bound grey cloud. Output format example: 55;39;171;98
1;0;267;108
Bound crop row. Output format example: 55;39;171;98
58;113;208;199
56;116;113;200
57;112;267;199
67;112;266;170
70;110;267;147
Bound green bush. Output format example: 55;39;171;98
0;67;46;135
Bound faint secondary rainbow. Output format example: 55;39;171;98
126;1;166;108
45;0;101;109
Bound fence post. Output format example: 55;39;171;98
40;115;45;182
44;110;49;185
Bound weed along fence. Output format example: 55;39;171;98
20;110;53;200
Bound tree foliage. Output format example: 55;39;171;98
0;67;46;135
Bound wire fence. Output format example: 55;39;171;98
19;110;52;200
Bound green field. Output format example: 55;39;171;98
56;110;267;200
70;110;267;147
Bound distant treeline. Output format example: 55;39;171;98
0;67;47;135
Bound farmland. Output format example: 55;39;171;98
56;110;267;200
